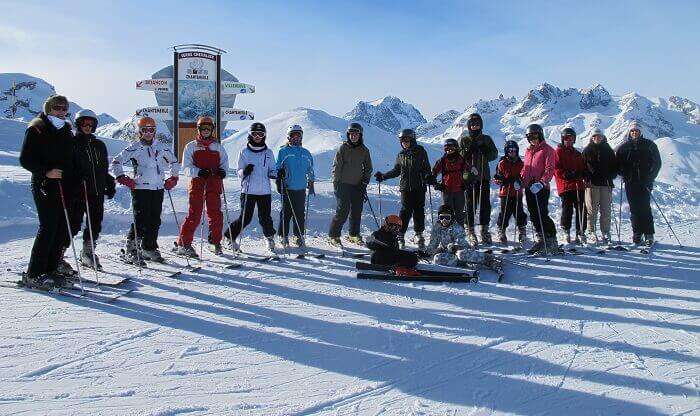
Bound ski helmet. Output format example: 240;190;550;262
467;113;483;134
437;204;454;224
196;116;215;130
137;116;156;129
560;127;576;143
398;128;416;142
504;139;519;154
346;122;363;140
443;138;459;150
287;124;303;137
525;124;544;141
383;214;403;228
75;109;98;129
249;122;266;137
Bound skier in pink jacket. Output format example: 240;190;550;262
520;124;559;255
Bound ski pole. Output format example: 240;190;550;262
129;190;143;277
502;191;510;243
575;181;584;242
364;190;381;229
378;181;383;219
82;181;99;285
235;178;251;254
58;181;84;293
303;186;310;245
618;180;624;245
647;186;683;247
167;189;190;268
427;184;435;227
199;183;206;262
477;155;486;228
512;190;520;246
285;187;304;251
221;181;235;253
533;189;549;259
280;177;287;258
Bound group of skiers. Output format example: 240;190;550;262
19;94;663;290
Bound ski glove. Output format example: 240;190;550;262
470;166;479;175
308;181;315;196
493;173;505;183
216;168;227;179
434;183;445;192
374;171;384;182
116;175;136;190
164;176;178;190
198;168;211;179
513;179;522;191
105;178;116;199
529;181;544;194
243;164;254;177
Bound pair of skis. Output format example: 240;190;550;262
355;261;479;283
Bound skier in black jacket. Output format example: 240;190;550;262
366;215;419;268
70;109;116;270
19;95;81;290
615;122;662;245
581;128;617;243
374;128;432;249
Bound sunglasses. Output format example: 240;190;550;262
289;132;302;139
199;126;213;132
80;120;96;128
52;105;68;111
526;134;541;141
140;127;156;134
562;134;575;140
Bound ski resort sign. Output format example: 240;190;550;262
134;44;256;159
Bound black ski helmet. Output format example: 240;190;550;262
560;127;576;144
250;122;266;134
398;128;416;143
438;204;454;216
467;113;483;135
443;138;459;149
504;139;519;154
346;122;363;140
525;124;544;141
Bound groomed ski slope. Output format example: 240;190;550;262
0;177;698;415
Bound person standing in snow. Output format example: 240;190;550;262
111;117;179;264
423;204;503;276
175;116;229;257
19;95;81;289
615;121;662;246
328;122;372;246
493;140;527;245
459;113;498;246
374;128;432;249
432;138;469;226
71;109;116;270
276;124;315;248
520;123;559;254
224;122;277;252
582;127;617;244
554;127;587;244
366;215;419;268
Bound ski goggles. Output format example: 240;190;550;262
289;131;302;139
438;214;452;222
52;105;68;111
526;133;542;141
79;119;96;128
139;127;156;134
250;131;266;138
198;125;214;131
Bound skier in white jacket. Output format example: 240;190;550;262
111;116;179;263
223;122;277;252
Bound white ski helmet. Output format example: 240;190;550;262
287;124;303;137
75;109;98;127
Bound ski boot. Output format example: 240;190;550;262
293;236;305;248
207;243;223;256
175;244;199;259
52;274;75;289
577;232;586;245
466;227;478;248
601;232;611;246
329;236;343;247
55;247;76;276
142;248;165;262
546;234;563;254
80;240;102;270
347;235;363;245
266;237;277;253
586;231;598;245
397;235;405;250
527;236;545;255
23;273;58;291
414;233;425;250
224;235;240;252
280;237;290;249
644;234;654;247
480;226;493;245
632;232;642;246
517;226;527;246
497;228;508;245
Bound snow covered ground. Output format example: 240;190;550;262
0;147;698;414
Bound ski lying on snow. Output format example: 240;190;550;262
69;275;131;287
2;280;133;302
356;272;478;283
355;261;478;277
232;251;281;262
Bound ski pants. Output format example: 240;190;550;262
328;183;365;238
625;183;655;236
371;249;419;268
27;180;71;279
496;194;527;231
128;189;164;250
67;192;105;246
178;177;223;246
585;185;613;235
225;193;275;241
441;191;465;225
399;190;426;235
525;188;556;239
279;189;306;239
559;188;587;235
465;181;491;228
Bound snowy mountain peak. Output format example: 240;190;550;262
667;96;700;124
579;83;612;109
416;110;461;139
344;95;426;135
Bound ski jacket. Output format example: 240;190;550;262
20;113;80;193
582;137;617;187
74;132;115;197
181;136;229;177
111;139;179;190
459;132;498;183
366;228;400;254
425;221;468;255
615;136;662;188
520;141;556;187
554;144;587;195
494;156;524;198
237;144;276;195
276;144;315;191
432;153;468;193
382;142;432;192
331;140;372;187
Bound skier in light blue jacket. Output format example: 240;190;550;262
276;124;315;248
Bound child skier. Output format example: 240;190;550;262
112;116;179;264
493;140;527;245
224;122;277;252
176;116;229;257
431;138;469;228
365;215;419;268
554;127;588;245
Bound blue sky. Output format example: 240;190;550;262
2;0;698;122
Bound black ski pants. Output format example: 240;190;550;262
525;188;556;238
497;194;527;230
279;189;306;239
399;190;426;235
226;193;276;240
465;181;491;228
128;189;164;250
559;189;587;235
625;183;655;235
68;192;105;245
371;249;419;268
441;191;465;225
329;183;365;238
27;180;71;279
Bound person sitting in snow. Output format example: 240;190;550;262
365;215;419;268
423;204;503;277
